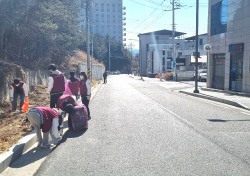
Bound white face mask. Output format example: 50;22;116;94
80;76;84;79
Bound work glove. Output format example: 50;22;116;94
76;95;80;100
86;95;91;100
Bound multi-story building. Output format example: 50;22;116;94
138;30;186;76
90;0;125;43
78;0;125;43
138;30;208;76
207;0;250;92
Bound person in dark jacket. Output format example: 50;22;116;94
10;78;28;112
79;72;91;120
47;64;67;108
103;71;108;84
27;107;61;148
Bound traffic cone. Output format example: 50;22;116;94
22;97;29;112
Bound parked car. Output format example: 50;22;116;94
113;70;121;75
198;69;207;82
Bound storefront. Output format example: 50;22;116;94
229;43;244;92
212;54;225;90
208;0;250;93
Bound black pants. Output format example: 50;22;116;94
68;114;72;129
81;96;90;117
12;93;25;111
103;77;107;83
50;92;63;108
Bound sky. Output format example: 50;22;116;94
123;0;209;49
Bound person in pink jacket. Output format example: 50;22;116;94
79;72;91;120
47;64;67;108
67;71;80;97
27;107;62;148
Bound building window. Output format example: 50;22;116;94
199;39;203;45
210;0;228;36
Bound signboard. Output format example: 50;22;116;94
176;58;186;66
229;43;244;52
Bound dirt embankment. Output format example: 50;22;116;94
0;50;102;153
0;85;49;153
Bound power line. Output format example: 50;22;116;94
129;0;167;32
130;0;167;33
128;0;164;10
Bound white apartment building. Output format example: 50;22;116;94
92;0;125;43
138;30;186;76
208;0;250;92
78;0;125;43
138;30;208;76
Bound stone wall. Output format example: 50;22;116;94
0;64;105;104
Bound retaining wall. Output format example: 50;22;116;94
1;64;105;103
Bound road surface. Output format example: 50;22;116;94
4;75;250;176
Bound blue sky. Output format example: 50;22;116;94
124;0;208;49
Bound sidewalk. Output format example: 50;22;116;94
130;75;250;110
179;87;250;111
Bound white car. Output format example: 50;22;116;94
198;69;207;82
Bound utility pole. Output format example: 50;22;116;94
86;0;91;79
172;0;176;81
91;33;93;81
193;0;200;93
108;36;111;72
170;0;181;81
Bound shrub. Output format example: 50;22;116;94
162;72;173;80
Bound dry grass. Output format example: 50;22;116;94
0;85;49;153
0;81;99;154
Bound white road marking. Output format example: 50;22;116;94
241;112;250;116
221;132;235;139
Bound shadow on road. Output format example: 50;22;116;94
51;128;88;152
8;128;88;169
8;147;51;168
208;119;250;122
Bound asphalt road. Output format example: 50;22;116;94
20;75;250;175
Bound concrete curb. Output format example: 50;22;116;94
179;90;250;111
201;87;250;97
0;132;37;173
0;80;102;174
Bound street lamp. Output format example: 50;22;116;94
193;0;200;93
